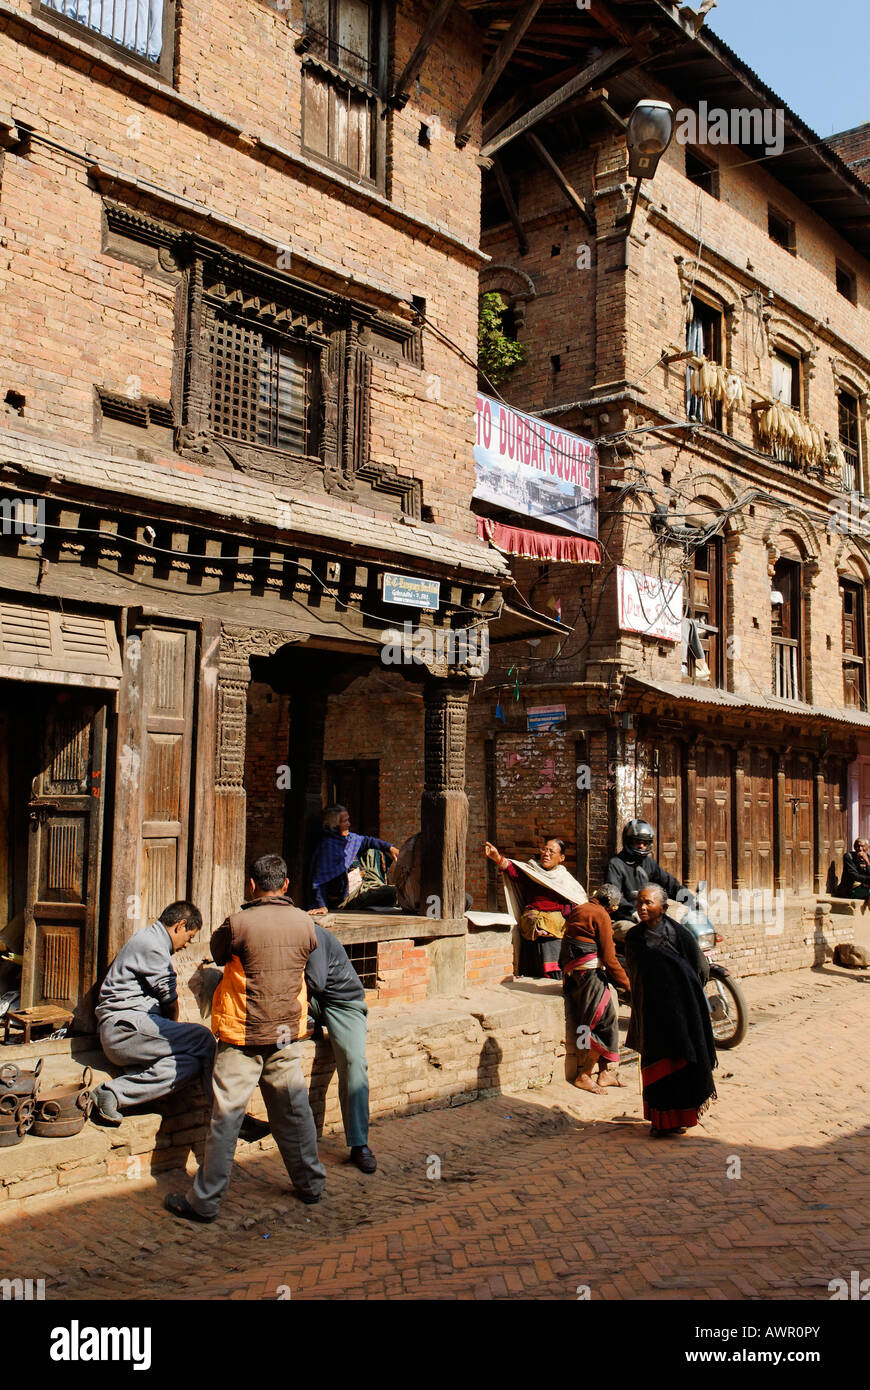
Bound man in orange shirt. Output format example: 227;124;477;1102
164;854;325;1222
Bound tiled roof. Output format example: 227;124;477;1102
0;426;506;581
628;676;870;730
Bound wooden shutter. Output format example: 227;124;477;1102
21;698;107;1011
693;744;732;894
742;749;774;892
783;752;813;894
140;626;196;925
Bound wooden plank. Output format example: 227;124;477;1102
481;46;631;156
389;0;458;108
455;0;544;147
325;913;467;944
525;132;594;232
107;617;146;961
492;154;529;255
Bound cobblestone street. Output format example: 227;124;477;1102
2;967;869;1302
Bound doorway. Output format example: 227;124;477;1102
326;759;380;835
0;683;109;1015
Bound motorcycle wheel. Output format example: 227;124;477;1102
705;974;749;1049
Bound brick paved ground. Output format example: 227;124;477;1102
2;966;869;1302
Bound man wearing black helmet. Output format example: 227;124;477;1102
605;820;696;936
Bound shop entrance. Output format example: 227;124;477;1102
0;683;108;1015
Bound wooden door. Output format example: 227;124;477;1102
693;743;732;894
140;627;196;927
821;758;848;892
741;748;774;892
20;695;107;1010
327;759;380;835
783;752;813;894
638;739;682;881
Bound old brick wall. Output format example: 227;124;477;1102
0;0;487;533
322;670;424;850
244;682;291;872
0;986;569;1209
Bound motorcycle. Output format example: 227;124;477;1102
614;907;749;1049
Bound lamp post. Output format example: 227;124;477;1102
622;99;675;267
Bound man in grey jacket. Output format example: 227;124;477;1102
92;901;215;1125
306;916;376;1173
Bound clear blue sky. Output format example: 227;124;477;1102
708;0;870;137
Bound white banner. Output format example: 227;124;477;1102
617;567;683;643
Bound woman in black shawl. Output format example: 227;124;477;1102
624;884;717;1138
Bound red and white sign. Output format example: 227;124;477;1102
473;394;597;538
617;567;683;643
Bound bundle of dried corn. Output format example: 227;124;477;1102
689;360;745;417
755;397;826;466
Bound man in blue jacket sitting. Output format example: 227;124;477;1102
309;805;399;912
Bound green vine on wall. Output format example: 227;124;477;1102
478;292;526;389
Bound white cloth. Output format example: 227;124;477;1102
48;1;164;63
501;857;587;927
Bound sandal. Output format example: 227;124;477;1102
597;1072;627;1088
163;1192;215;1223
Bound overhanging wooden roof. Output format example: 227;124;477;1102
458;0;870;262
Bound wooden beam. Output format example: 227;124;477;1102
455;0;544;148
492;154;529;255
388;0;458;110
525;132;594;233
481;45;632;157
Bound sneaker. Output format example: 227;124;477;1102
350;1144;377;1174
91;1084;123;1127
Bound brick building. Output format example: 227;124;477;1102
0;0;555;1028
463;1;870;973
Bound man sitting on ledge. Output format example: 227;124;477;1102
92;901;215;1126
309;804;399;912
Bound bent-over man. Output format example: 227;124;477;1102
165;855;325;1222
93;901;215;1126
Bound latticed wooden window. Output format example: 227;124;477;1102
209;315;316;456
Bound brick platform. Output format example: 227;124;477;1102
2;966;869;1302
0;980;574;1213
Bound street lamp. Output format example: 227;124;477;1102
622;99;675;266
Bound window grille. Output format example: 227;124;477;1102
41;0;165;64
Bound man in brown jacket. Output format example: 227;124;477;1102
164;854;326;1222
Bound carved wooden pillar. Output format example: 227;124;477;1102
212;642;251;932
420;677;471;920
212;624;303;926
